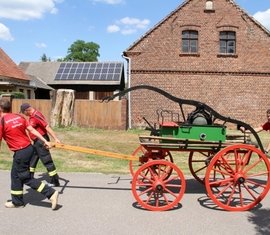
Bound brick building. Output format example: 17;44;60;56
123;0;270;128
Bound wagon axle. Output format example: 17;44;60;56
236;176;245;184
155;183;164;192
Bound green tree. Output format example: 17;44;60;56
64;40;100;62
40;53;51;62
57;57;65;62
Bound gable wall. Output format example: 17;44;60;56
125;0;270;127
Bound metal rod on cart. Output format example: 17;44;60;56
103;85;265;152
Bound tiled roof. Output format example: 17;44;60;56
28;74;54;90
0;48;29;81
19;61;62;84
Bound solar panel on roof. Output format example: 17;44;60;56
61;74;68;79
100;74;106;80
81;74;87;80
55;74;61;79
54;62;123;82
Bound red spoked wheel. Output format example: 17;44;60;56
132;160;186;211
205;144;270;211
129;145;173;176
188;151;214;184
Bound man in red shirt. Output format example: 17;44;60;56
240;109;270;153
0;99;59;209
20;103;60;187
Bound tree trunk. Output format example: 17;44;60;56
50;89;75;127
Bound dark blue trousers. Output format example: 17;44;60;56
11;145;55;206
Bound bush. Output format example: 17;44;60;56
0;92;25;99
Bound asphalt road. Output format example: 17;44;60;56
0;170;269;235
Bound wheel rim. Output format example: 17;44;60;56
188;151;214;184
132;160;186;211
205;144;270;211
129;146;173;176
129;145;148;176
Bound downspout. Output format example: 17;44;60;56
122;53;132;129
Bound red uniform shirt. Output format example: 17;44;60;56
0;113;31;151
28;110;48;140
262;122;270;131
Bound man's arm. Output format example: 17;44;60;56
27;125;52;148
240;126;270;153
45;125;61;143
265;142;270;153
240;126;263;134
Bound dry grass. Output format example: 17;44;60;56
51;127;144;173
0;127;146;174
0;127;269;175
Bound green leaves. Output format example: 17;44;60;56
64;40;100;62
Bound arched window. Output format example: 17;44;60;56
219;31;236;54
182;30;198;53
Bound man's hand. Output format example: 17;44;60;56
54;138;61;144
239;126;245;133
44;141;53;149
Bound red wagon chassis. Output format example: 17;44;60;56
129;136;270;211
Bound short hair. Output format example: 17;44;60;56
267;109;270;115
0;99;11;113
20;103;31;113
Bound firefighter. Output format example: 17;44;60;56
20;103;61;187
0;99;59;209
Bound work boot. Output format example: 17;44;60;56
5;201;24;208
49;191;59;210
49;174;60;187
30;172;34;179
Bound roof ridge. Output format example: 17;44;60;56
228;0;270;36
124;0;190;53
124;0;270;54
0;48;29;81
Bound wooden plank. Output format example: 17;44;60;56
139;135;224;145
226;133;250;138
53;143;138;161
12;99;51;121
13;99;125;129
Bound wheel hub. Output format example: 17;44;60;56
234;173;246;184
154;180;164;192
237;177;245;184
155;184;163;192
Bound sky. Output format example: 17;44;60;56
0;0;269;64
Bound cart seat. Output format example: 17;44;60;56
160;121;179;127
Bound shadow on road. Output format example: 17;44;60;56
248;208;270;235
19;173;270;219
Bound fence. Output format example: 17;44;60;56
12;98;128;130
